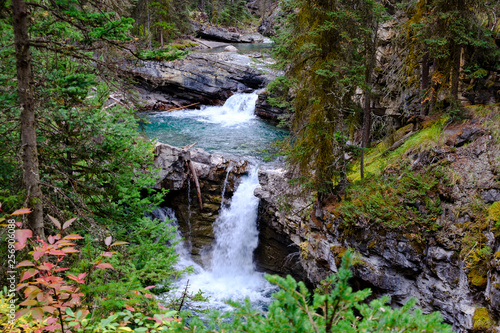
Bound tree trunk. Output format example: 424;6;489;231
12;0;44;237
360;22;378;179
420;50;430;116
450;44;461;102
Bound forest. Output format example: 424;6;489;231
0;0;499;331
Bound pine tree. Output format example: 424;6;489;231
272;0;385;194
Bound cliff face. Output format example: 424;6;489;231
153;143;250;263
254;110;500;332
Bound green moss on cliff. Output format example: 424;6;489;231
473;307;495;331
337;164;447;233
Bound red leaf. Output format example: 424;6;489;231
125;305;135;311
62;217;77;230
33;251;45;261
105;236;112;246
78;272;87;280
144;285;156;290
48;235;55;245
48;250;66;256
16;260;35;268
48;215;61;229
53;268;69;272
101;252;114;257
11;208;32;215
61;247;79;254
110;241;129;247
144;293;153;299
15;308;30;318
15;222;22;227
20;269;39;282
96;263;114;270
14;229;32;250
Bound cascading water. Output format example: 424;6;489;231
170;168;276;312
144;93;288;156
145;93;284;313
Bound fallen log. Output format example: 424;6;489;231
188;160;203;211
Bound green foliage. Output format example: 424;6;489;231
271;0;386;194
399;0;499;103
172;251;452;332
138;47;190;61
338;166;445;233
0;0;181;314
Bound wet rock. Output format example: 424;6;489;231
255;90;286;123
483;189;500;203
128;53;273;107
192;21;264;43
153;142;249;262
224;45;238;52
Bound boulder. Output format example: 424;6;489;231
129;53;273;107
224;45;238;52
191;21;264;43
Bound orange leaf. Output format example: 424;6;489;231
20;299;38;306
42;306;56;314
63;234;84;240
11;208;32;215
31;307;43;321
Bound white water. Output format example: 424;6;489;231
145;93;288;156
171;168;276;312
171;93;258;127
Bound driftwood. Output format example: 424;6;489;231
158;102;200;112
182;142;197;150
188;160;203;211
387;131;415;152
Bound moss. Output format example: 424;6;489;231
468;267;488;289
348;117;447;181
330;245;347;267
488;202;500;226
473;307;495;331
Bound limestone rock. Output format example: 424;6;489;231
128;53;273;107
224;45;238;52
153;142;250;263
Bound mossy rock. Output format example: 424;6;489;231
468;267;488;289
488;202;500;225
473;307;495;331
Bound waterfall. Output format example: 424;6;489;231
211;168;259;276
169;167;276;312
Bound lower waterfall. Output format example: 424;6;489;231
163;167;276;312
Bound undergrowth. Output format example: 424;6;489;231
337;164;447;234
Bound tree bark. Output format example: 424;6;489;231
420;50;430;116
12;0;44;237
450;44;461;102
